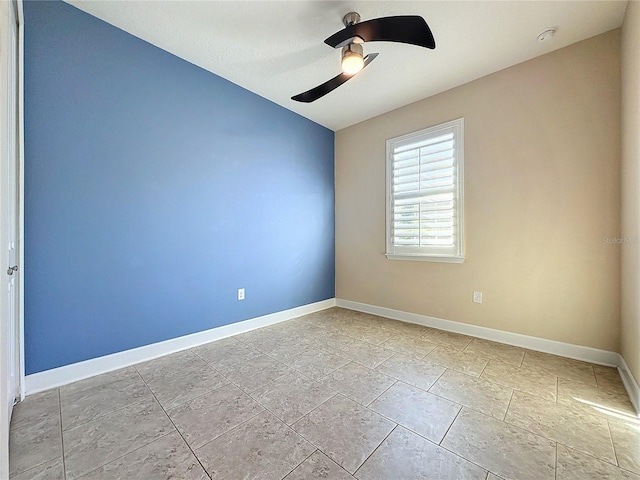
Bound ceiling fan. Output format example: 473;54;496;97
291;12;436;103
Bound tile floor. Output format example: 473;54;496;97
9;307;640;479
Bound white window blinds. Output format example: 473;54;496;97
386;118;464;262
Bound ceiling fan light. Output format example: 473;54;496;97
341;43;364;74
342;52;364;74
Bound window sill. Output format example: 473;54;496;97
385;254;465;264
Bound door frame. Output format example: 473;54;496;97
1;0;24;477
17;0;24;404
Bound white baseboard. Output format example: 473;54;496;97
618;354;640;414
25;298;336;395
336;299;620;366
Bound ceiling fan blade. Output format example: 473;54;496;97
324;16;435;50
291;53;378;103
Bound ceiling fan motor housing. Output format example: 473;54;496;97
342;43;363;60
343;12;361;27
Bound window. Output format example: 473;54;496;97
386;118;464;263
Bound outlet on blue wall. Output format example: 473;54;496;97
24;1;335;374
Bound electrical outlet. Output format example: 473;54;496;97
238;288;245;301
473;291;483;304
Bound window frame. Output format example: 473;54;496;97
385;118;465;263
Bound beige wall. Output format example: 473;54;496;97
621;1;640;379
336;30;621;351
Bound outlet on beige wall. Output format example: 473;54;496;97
336;30;621;352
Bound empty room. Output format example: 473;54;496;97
2;0;640;478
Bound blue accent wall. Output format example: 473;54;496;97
24;1;335;374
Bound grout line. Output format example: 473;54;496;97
594;367;603;389
61;394;150;434
353;424;398;477
194;407;268;452
437;404;463;446
555;440;623;469
503;390;515;421
135;370;213;479
554;442;558;480
76;430;177;479
605;419;621;467
519;350;526;367
60;382;156;433
379;412;492;478
365;379;398;408
426;367;449;393
477;358;490;378
280;449;318;480
58;388;67;480
589;365;598;388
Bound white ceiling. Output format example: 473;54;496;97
66;0;628;131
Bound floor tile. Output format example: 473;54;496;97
9;457;65;480
140;359;229;409
79;431;208;479
504;391;616;464
234;327;283;345
250;371;336;425
376;354;446;391
441;408;556;480
487;475;504;480
61;373;152;430
480;360;557;401
307;329;356;352
320;362;396;406
356;426;487;480
368;381;461;443
249;334;314;362
287;348;350;380
221;353;294;393
594;365;628;395
425;345;489;377
10;389;59;431
62;398;174;480
167;383;264;449
268;318;321;338
283;450;354;480
429;369;513;419
380;334;437;359
463;338;525;366
9;416;62;477
521;350;596;385
340;324;394;345
382;320;430;337
609;418;640;475
192;337;263;371
307;309;348;329
291;394;395;474
195;411;314;480
60;367;140;400
135;350;201;379
337;339;394;369
557;377;636;420
556;444;640;480
420;328;473;350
